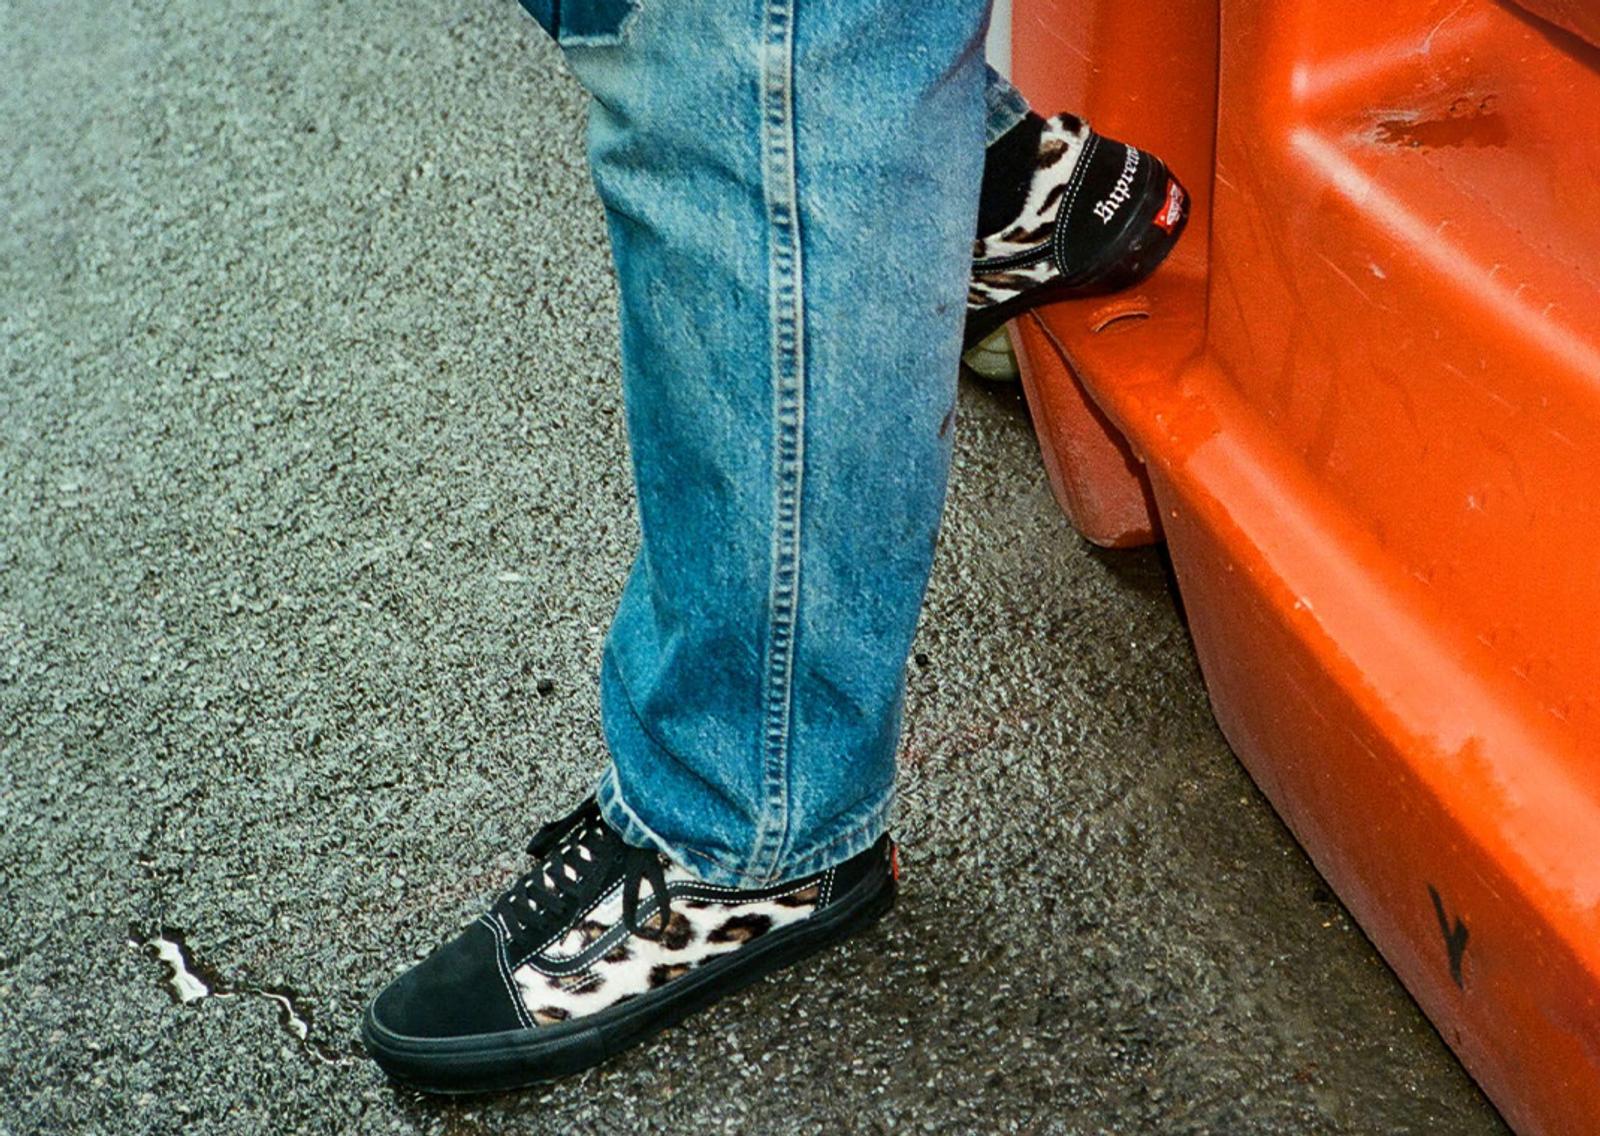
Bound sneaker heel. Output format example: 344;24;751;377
1092;174;1189;293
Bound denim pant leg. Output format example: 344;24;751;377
531;0;991;888
984;65;1032;143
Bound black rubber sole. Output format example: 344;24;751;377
361;863;898;1094
963;164;1190;352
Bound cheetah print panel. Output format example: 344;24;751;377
510;866;826;1026
969;113;1091;312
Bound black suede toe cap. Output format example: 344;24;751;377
369;919;525;1040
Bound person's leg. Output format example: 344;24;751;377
579;0;992;888
363;0;992;1090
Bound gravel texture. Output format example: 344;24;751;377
1;1;1510;1132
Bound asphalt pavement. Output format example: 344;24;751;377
0;1;1511;1132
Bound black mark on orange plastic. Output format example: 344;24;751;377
1428;884;1469;989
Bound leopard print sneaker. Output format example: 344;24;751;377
965;113;1189;353
361;797;898;1093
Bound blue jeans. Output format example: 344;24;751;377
984;65;1032;143
520;0;1014;887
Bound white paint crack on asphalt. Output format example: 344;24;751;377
129;927;357;1067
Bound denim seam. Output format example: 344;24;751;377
601;764;891;888
750;0;806;882
768;799;887;883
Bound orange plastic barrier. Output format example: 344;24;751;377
1008;1;1600;1131
1514;0;1600;48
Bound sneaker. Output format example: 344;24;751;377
965;112;1189;356
361;797;899;1093
961;324;1025;383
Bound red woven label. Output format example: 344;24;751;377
1154;179;1186;233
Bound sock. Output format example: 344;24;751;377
977;112;1046;239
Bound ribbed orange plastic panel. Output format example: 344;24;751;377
1010;2;1600;1131
1513;0;1600;48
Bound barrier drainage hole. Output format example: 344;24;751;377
1091;309;1151;334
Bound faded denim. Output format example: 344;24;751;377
519;0;995;887
984;66;1031;143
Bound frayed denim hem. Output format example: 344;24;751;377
596;763;895;890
